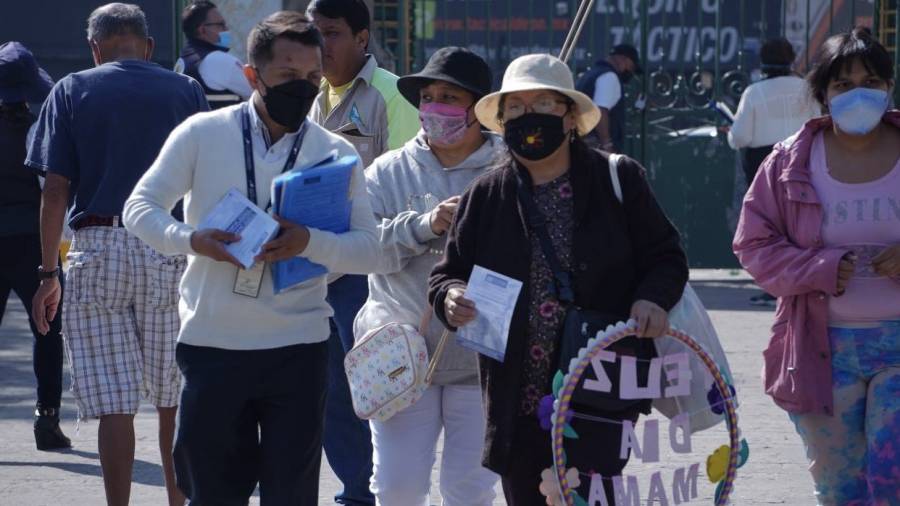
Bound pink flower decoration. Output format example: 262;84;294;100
558;182;573;199
539;300;559;319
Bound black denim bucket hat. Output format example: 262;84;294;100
397;46;493;108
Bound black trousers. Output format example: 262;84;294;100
501;410;640;506
0;234;64;409
740;145;775;187
174;340;328;506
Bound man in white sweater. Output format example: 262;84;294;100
123;15;378;505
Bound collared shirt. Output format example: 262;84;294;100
247;94;304;160
122;103;380;350
325;80;353;116
25;59;208;226
309;55;419;168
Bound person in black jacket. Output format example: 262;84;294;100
575;44;642;153
428;54;688;505
0;41;71;451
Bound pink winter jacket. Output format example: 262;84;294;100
733;110;900;416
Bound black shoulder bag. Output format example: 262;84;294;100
515;167;650;413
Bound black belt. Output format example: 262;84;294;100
71;215;122;230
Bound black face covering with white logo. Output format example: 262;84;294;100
258;75;319;131
503;112;567;161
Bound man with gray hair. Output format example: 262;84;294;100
27;3;207;505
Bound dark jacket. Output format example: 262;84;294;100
428;146;688;474
180;38;240;109
576;60;625;151
0;108;40;236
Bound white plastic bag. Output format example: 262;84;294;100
653;283;735;433
607;155;734;432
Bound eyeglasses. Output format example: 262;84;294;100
501;96;570;120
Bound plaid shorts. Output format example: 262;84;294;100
63;227;185;419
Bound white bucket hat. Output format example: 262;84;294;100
474;53;601;135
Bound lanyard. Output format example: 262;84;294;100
240;102;307;208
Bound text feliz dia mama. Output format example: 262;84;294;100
576;351;709;505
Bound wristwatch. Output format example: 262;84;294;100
37;266;60;280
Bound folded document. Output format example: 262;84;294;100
271;154;357;293
456;266;523;362
198;188;279;270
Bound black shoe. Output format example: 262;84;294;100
34;407;72;451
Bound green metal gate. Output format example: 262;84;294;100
376;0;899;267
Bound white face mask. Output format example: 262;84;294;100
829;87;890;135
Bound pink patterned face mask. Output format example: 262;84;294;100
419;102;471;146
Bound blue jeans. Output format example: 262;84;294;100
324;274;375;505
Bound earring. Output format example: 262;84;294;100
569;129;576;143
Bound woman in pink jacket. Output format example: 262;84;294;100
734;28;899;505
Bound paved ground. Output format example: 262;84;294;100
0;273;815;505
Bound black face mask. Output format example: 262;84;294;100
257;74;319;131
619;71;634;84
503;113;568;161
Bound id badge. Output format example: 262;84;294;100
233;262;265;298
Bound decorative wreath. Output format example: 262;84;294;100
545;320;748;506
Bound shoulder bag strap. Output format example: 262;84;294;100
420;306;452;385
608;153;624;204
424;329;451;385
514;174;575;304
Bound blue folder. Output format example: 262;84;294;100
271;154;357;293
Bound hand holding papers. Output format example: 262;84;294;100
270;154;357;293
456;266;523;362
198;188;279;269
